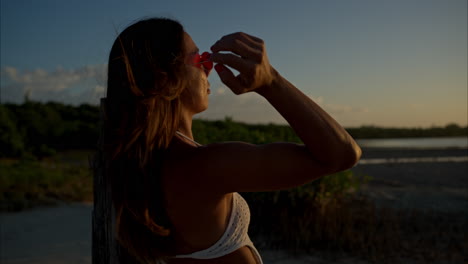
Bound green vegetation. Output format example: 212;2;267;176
247;189;467;263
1;102;466;158
0;102;99;158
241;171;466;263
346;124;468;139
1;101;466;262
0;151;93;211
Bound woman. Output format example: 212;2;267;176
105;18;361;264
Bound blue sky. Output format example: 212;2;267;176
1;0;466;127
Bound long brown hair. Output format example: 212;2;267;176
104;18;188;263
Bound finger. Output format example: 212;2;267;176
220;32;263;50
214;64;243;94
211;39;262;61
240;32;264;45
211;38;259;59
210;53;254;73
211;33;262;57
211;34;262;59
213;32;263;49
227;32;264;48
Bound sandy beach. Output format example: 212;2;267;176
1;147;467;263
353;147;468;212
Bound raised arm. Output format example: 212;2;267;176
210;32;361;172
170;32;361;195
256;75;361;171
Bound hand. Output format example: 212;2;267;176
210;32;278;95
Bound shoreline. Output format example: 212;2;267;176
352;147;468;213
2;201;466;264
1;147;467;263
359;146;468;159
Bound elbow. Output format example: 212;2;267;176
337;142;362;171
304;138;362;174
322;141;361;173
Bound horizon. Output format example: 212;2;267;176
1;0;466;127
2;98;467;130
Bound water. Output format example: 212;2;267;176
359;156;468;164
356;136;468;149
0;203;92;264
1;137;467;263
356;137;468;164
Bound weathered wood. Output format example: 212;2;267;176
92;98;139;264
92;98;114;263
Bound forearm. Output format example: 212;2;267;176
210;31;361;169
256;71;361;170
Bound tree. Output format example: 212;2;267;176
0;105;25;157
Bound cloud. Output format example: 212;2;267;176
197;84;283;123
0;66;368;125
0;65;107;105
325;103;369;114
197;84;369;124
216;87;226;95
306;93;368;114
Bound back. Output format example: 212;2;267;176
160;140;231;250
161;140;261;263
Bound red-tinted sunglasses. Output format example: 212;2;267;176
190;51;213;76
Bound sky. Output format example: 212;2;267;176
1;0;467;127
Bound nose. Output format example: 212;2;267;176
203;66;212;76
200;52;213;76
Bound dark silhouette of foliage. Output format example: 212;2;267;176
0;101;466;158
0;105;25;158
1;101;99;158
346;124;467;139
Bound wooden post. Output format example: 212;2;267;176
92;98;139;264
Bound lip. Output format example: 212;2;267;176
207;88;211;94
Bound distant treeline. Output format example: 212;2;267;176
1;102;466;158
1;102;99;158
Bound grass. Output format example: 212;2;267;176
0;150;94;212
2;150;466;263
243;173;468;263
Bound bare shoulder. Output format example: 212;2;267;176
163;140;341;196
161;144;234;250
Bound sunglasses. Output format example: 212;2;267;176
190;51;213;76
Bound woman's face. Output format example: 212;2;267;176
181;32;211;115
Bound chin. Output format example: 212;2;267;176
200;105;208;113
201;99;209;112
194;104;208;114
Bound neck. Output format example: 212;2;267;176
178;109;194;139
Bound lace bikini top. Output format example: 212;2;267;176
173;192;263;263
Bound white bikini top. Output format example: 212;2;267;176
173;192;263;263
175;131;203;147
